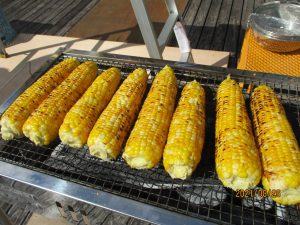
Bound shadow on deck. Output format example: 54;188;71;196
1;0;276;68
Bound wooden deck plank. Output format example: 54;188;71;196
32;0;67;24
223;0;243;52
1;0;24;13
4;0;32;20
210;0;233;51
67;0;187;42
3;0;96;36
16;0;50;29
188;0;211;49
25;0;81;34
182;0;202;34
49;0;82;25
2;0;270;61
67;0;138;40
8;1;41;32
238;0;255;53
8;0;38;21
0;0;12;9
12;0;60;34
240;0;255;32
19;0;67;34
196;0;222;49
56;0;100;36
46;0;92;35
35;0;77;24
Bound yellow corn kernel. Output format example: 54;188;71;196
251;85;300;205
23;61;97;145
215;76;262;190
59;67;121;148
0;58;80;140
163;80;205;179
123;65;177;169
87;68;148;160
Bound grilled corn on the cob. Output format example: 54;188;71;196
87;68;148;160
123;65;177;169
163;80;205;179
0;58;80;140
215;76;261;190
59;67;121;148
23;61;97;146
251;85;300;205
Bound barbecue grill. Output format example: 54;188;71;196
0;49;299;225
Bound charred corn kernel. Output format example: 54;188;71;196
123;65;177;169
163;81;205;179
215;76;262;190
87;68;148;160
251;85;300;205
59;68;121;148
0;58;80;140
23;61;97;146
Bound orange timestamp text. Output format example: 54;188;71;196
235;189;281;198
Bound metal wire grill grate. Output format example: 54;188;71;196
0;51;299;225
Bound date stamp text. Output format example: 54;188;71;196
235;189;281;198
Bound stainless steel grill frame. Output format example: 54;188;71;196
0;49;299;225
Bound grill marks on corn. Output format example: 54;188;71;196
59;67;121;148
251;85;300;205
123;65;177;169
163;81;206;179
22;61;98;146
87;68;148;160
215;77;262;190
5;57;299;206
0;58;80;140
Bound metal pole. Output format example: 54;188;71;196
130;0;193;62
130;0;162;59
157;0;178;49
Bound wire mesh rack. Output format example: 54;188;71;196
0;50;299;225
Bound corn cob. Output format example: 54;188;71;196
23;61;97;146
59;67;121;148
0;58;80;140
215;76;261;190
163;81;205;179
123;65;177;169
251;85;300;205
87;68;148;160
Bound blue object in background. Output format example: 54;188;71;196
0;7;16;44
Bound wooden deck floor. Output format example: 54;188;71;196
66;0;188;42
171;0;275;66
0;0;99;36
0;0;274;67
180;0;266;52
